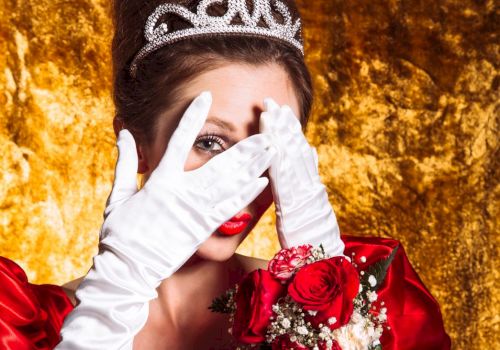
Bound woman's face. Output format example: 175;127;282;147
140;62;301;261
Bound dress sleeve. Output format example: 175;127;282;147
0;256;74;350
342;235;452;350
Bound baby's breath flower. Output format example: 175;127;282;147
327;317;337;325
368;275;377;287
367;290;378;302
297;326;308;335
280;318;291;329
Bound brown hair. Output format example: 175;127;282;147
112;0;314;146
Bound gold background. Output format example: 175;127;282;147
0;0;498;349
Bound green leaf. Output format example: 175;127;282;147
208;288;235;314
319;243;325;255
361;244;399;291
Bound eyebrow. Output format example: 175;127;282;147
205;116;237;132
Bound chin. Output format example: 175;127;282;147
194;233;244;262
193;189;273;262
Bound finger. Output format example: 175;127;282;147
273;151;300;209
259;110;290;203
194;133;274;185
275;107;292;136
236;144;278;183
260;97;281;134
281;105;303;134
263;97;280;113
213;177;269;222
155;91;212;176
282;110;320;184
286;129;317;188
259;111;273;134
281;106;311;157
271;108;315;202
105;129;139;214
208;145;277;200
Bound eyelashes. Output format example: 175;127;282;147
194;132;227;155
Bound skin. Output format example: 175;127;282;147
62;62;302;349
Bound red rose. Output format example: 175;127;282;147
287;256;359;330
232;269;286;343
271;335;308;350
268;244;313;282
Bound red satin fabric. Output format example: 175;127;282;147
0;256;73;350
0;236;451;349
343;235;451;350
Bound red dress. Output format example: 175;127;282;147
0;236;451;349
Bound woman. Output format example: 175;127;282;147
0;0;451;349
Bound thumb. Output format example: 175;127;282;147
104;129;139;217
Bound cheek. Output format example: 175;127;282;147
196;236;240;262
184;149;212;171
250;183;273;218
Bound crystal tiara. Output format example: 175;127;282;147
129;0;304;77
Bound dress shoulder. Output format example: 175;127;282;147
342;235;452;350
0;256;74;350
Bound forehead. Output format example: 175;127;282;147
180;62;300;134
186;62;294;97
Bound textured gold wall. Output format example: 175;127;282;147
0;1;497;349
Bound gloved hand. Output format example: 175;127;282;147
56;91;277;349
259;98;345;257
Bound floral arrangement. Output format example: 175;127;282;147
209;244;398;350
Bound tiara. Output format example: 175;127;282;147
129;0;304;77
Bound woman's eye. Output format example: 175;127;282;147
194;134;226;154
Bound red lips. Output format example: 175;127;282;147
217;212;252;236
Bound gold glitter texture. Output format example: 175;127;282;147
0;1;497;349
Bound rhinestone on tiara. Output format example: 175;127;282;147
129;0;304;77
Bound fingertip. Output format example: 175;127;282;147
118;128;133;142
199;90;212;104
260;175;269;184
117;128;127;140
117;129;137;150
263;97;280;112
256;176;270;190
263;98;271;111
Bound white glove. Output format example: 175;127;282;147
56;91;277;349
259;98;345;257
